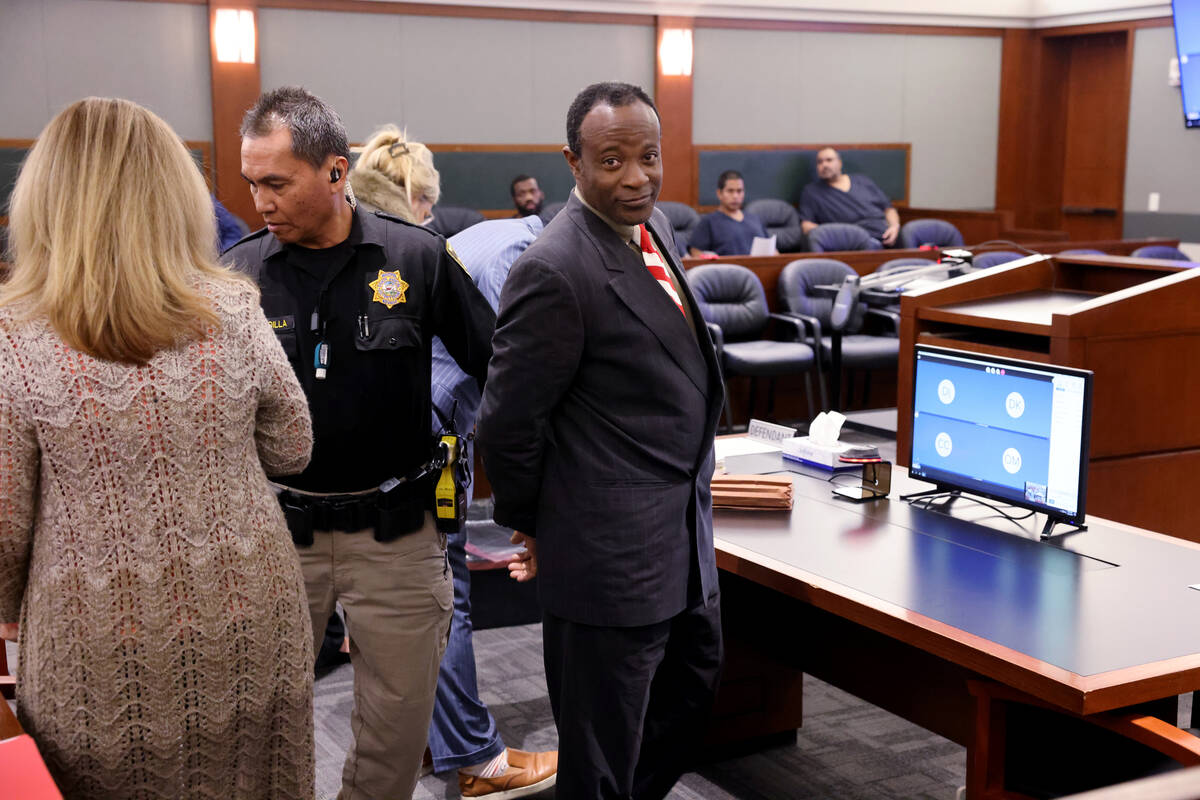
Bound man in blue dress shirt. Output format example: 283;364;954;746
687;170;769;257
428;215;559;798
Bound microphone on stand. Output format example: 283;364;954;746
831;274;861;331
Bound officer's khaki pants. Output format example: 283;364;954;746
299;514;452;800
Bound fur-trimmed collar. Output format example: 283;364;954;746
348;168;416;223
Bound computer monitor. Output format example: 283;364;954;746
909;345;1093;528
1174;0;1200;127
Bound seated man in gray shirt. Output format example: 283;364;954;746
798;147;900;246
688;170;769;257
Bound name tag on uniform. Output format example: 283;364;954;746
268;315;295;332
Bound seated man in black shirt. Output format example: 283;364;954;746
798;147;900;246
688;170;769;257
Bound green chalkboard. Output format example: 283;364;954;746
347;147;576;211
1;142;212;215
431;149;576;210
695;146;909;208
0;147;28;214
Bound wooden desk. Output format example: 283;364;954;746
712;458;1200;793
898;255;1200;541
1;696;21;740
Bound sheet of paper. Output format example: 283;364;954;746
714;436;782;462
750;235;777;256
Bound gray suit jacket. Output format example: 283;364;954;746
477;193;724;627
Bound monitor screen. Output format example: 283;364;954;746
909;346;1092;524
1174;0;1200;127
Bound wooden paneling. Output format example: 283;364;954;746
994;29;1036;216
258;0;649;25
1089;452;1200;545
692;17;1002;37
1035;15;1173;38
655;17;696;206
998;22;1137;239
208;1;262;228
1031;36;1072;231
0;694;21;738
1059;32;1129;241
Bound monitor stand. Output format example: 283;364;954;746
1039;516;1087;541
900;486;1087;541
899;486;959;505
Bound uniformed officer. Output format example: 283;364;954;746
224;86;496;800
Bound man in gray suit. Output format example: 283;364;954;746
477;82;724;800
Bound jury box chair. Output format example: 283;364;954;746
971;250;1025;270
655;201;701;258
777;259;900;409
897;218;964;250
685;264;822;432
746;198;806;253
806;223;882;253
1131;244;1191;261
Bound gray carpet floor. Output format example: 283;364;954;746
314;623;969;800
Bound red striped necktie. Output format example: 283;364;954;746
638;225;685;316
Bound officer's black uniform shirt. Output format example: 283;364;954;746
224;207;495;494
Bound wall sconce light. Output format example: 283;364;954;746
659;28;693;77
214;9;256;64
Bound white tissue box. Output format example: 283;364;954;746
781;436;856;470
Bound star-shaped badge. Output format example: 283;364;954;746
369;270;409;308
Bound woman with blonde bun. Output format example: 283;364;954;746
0;97;315;799
349;125;441;225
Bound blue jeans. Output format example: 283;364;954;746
426;528;507;772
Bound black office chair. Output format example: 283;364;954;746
778;259;899;410
656;201;700;258
746;198;805;252
427;205;485;237
686;264;822;431
807;223;881;253
972;250;1025;270
539;201;567;226
1131;245;1191;261
897;218;963;250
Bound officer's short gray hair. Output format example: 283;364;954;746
240;86;350;168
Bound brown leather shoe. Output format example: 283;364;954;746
458;748;558;799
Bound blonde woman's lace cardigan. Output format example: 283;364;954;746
0;278;316;799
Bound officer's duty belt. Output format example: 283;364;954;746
280;489;379;533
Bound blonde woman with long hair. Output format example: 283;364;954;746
0;97;315;799
349;125;441;224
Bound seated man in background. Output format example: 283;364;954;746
510;174;545;217
799;147;900;246
688;169;769;257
